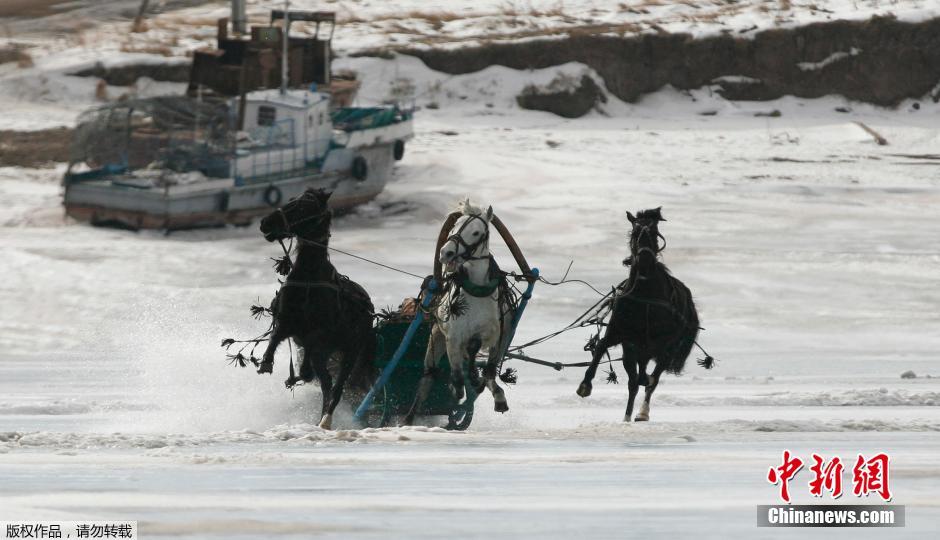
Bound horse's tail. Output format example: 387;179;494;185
662;280;699;376
694;335;716;369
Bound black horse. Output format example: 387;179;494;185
258;189;376;429
576;207;712;421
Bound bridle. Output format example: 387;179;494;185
630;221;665;260
446;214;491;263
271;204;332;267
275;204;332;243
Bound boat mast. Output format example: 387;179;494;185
231;0;246;34
280;0;289;96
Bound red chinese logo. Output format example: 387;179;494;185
852;453;892;502
767;450;804;503
767;451;892;503
809;454;844;498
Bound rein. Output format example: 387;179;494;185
278;207;330;230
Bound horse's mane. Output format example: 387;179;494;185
455;198;485;216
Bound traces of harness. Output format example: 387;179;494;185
507;281;620;353
298;239;425;280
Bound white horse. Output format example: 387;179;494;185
403;199;510;425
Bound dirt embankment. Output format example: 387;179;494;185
71;62;191;86
0;128;72;168
404;16;940;107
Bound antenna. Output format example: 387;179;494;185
280;0;289;95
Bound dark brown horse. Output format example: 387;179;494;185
576;207;712;421
258;189;376;429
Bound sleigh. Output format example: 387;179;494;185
354;212;538;430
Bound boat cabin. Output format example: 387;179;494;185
235;88;334;181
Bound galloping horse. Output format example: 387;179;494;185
257;188;376;429
577;207;711;421
403;199;512;424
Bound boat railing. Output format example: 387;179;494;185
235;134;334;185
331;106;408;132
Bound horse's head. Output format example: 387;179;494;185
440;197;493;274
626;207;666;264
259;188;333;243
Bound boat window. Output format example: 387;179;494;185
257;106;276;126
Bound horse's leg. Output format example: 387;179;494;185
299;344;316;382
403;325;446;426
465;337;484;395
622;348;640;422
445;338;467;401
635;363;666;422
637;357;650;387
257;326;288;374
320;349;357;430
577;334;610;397
303;346;333;428
483;345;508;413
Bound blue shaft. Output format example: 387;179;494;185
354;279;437;422
499;268;539;360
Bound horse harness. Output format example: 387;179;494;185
612;222;695;354
432;215;503;319
277;206;331;233
452;256;502;298
274;208;374;317
615;270;696;356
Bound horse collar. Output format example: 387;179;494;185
453;258;501;298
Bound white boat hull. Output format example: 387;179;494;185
64;143;396;230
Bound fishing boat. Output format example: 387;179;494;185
63;7;413;230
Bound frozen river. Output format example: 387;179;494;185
2;90;940;537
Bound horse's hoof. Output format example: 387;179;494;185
634;414;649;422
401;416;413;427
576;382;592;398
257;360;273;374
494;401;509;413
622;415;632;423
318;414;333;430
300;363;314;382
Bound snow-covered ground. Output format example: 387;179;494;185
8;0;940;53
4;0;940;130
3;2;940;537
